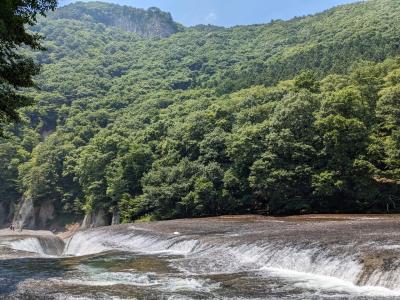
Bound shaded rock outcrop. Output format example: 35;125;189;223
0;203;7;226
81;208;110;229
51;2;183;38
111;208;120;225
13;197;55;229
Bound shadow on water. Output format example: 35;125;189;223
0;251;114;298
0;257;71;295
0;252;200;300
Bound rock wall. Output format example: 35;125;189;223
52;2;182;38
14;197;35;229
111;209;120;225
81;208;110;229
37;201;55;228
0;202;7;226
13;197;55;229
13;198;112;230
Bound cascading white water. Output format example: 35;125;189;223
178;242;362;281
5;238;48;255
60;225;400;295
63;227;200;256
4;218;400;299
261;268;400;298
1;235;65;256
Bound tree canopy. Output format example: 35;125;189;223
0;0;57;130
1;0;400;226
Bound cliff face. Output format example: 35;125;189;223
51;1;183;38
13;197;55;230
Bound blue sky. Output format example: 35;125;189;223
58;0;359;27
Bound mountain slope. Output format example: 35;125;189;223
1;0;400;228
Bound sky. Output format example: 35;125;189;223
58;0;359;27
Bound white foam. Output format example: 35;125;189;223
55;295;124;300
173;242;362;284
263;267;400;297
63;230;199;256
58;271;219;294
4;237;47;255
57;228;400;294
0;235;64;257
62;274;158;287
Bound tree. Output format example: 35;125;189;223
0;0;57;131
374;74;400;179
0;140;28;223
249;92;319;214
294;70;320;93
313;114;371;210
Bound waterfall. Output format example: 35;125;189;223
1;236;65;256
3;219;400;297
63;227;199;256
7;238;50;255
61;225;400;292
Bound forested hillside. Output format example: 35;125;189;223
1;0;400;227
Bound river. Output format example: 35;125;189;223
1;215;400;299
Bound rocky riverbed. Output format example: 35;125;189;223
1;215;400;299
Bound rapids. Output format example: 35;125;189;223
1;215;400;299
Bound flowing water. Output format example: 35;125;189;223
1;215;400;299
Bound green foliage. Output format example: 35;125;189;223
2;1;400;225
0;0;57;132
0;140;28;221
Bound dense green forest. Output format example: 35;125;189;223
1;0;400;226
